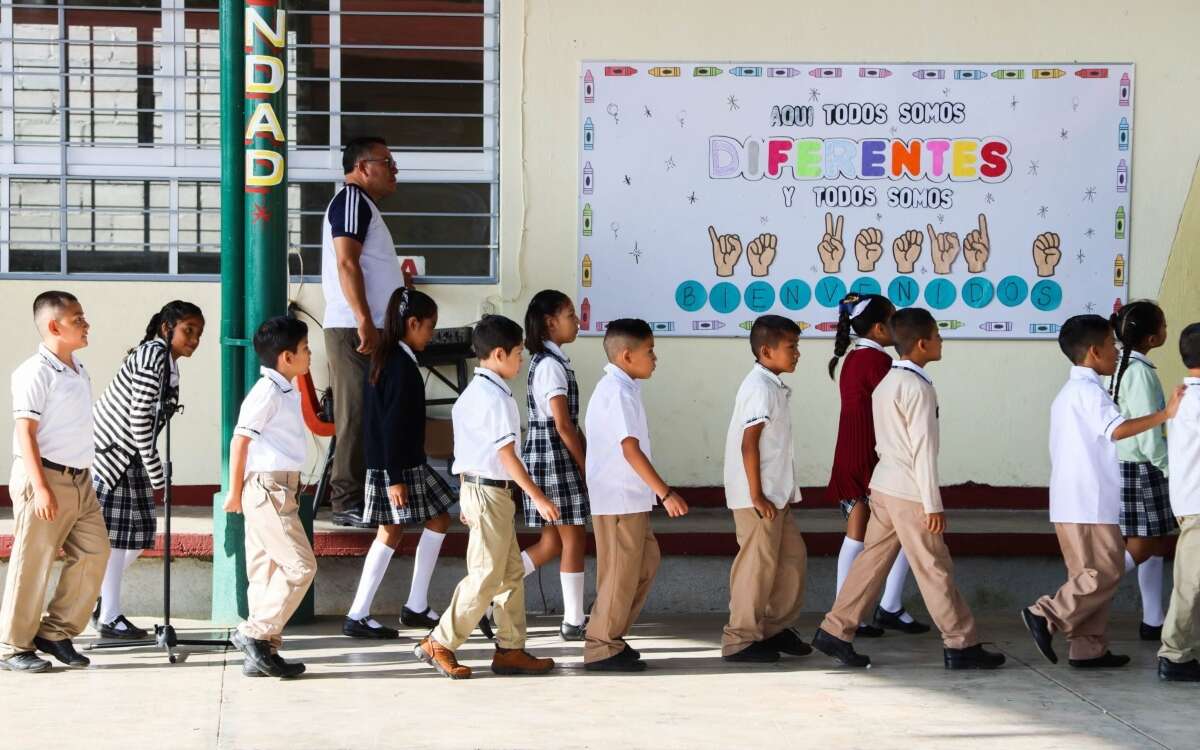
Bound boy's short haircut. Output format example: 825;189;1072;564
1058;314;1112;365
889;307;938;355
253;315;308;369
472;314;523;359
1180;322;1200;369
749;315;801;358
32;290;79;324
602;318;653;362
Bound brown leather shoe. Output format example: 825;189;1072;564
413;637;471;680
491;646;555;676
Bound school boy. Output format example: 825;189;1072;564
224;316;318;679
1;291;111;672
414;315;558;680
814;308;1005;670
583;318;689;672
1022;314;1183;668
721;315;811;662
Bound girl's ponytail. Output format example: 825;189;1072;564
828;293;859;380
827;293;895;380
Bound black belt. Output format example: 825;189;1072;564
41;458;86;477
460;474;513;489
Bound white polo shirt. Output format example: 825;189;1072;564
1049;366;1126;524
723;363;798;509
585;363;656;515
530;341;572;420
451;368;522;481
11;344;95;470
234;367;307;474
321;183;404;328
1168;378;1200;517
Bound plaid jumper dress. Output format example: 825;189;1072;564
522;351;589;527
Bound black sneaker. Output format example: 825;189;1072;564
619;640;641;660
400;606;440;629
1020;608;1057;664
1069;651;1130;669
874;606;932;634
242;656;268;677
1159;657;1200;682
0;651;51;673
763;627;813;656
331;510;375;529
230;630;285;678
342;617;399;640
269;653;306;679
812;627;871;668
584;649;647;672
855;623;885;638
98;615;149;640
1140;622;1163;641
723;641;780;663
33;636;89;667
560;618;587;642
944;644;1006;670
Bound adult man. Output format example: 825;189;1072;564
321;137;404;526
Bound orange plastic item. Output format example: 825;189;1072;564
299;372;336;437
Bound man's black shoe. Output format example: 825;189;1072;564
1158;657;1200;682
269;653;306;678
874;606;932;634
242;656;268;677
0;651;51;673
331;510;375;529
400;606;440;629
945;644;1006;670
1069;651;1130;669
619;640;641;660
1021;608;1057;664
723;641;780;663
342;617;399;639
33;636;89;667
230;630;285;677
812;627;871;667
763;627;813;656
584;650;647;672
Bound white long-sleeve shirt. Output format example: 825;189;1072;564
868;361;943;514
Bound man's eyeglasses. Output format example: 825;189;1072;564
360;156;397;169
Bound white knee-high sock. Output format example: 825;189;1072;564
124;548;142;570
348;540;395;621
405;528;446;616
522;550;536;578
879;550;915;622
1138;555;1165;627
1124;550;1137;574
836;537;865;596
561;571;585;627
99;551;127;625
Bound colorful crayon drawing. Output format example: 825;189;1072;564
992;69;1024;80
604;66;637;77
582;204;593;237
582;162;594;195
809;67;841;78
1119;73;1131;106
580;298;591;330
1075;68;1109;78
693;66;723;77
1032;68;1065;79
1118;118;1130;150
692;320;725;331
731;66;762;77
859;67;892;78
1115;206;1126;239
913;69;944;79
980;322;1013;332
581;255;592;286
1030;323;1060;334
1117;159;1128;192
583;70;595;103
649;321;676;332
815;321;839;332
649;66;681;77
954;69;986;80
938;320;964;330
583;117;594;150
767;67;800;78
1114;254;1125;287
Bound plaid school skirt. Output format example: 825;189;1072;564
362;465;453;527
523;420;589;527
1120;461;1177;538
95;457;157;550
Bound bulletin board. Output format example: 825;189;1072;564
576;62;1134;338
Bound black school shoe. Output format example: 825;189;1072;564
342;617;399;640
1158;657;1200;682
944;644;1006;670
33;636;89;667
98;615;149;640
723;641;780;663
331;510;375;529
560;618;587;642
812;627;871;668
1020;608;1058;664
874;606;932;635
400;606;439;629
855;623;885;638
231;630;285;678
1069;651;1130;669
1140;622;1164;641
0;651;52;673
584;647;647;672
619;641;641;660
763;627;813;656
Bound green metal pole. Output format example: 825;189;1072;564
213;0;247;624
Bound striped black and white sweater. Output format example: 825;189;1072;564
92;338;179;491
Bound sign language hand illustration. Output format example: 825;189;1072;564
817;212;845;273
1032;231;1061;277
854;227;883;272
927;224;961;275
964;213;990;273
746;233;778;277
709;225;743;277
892;229;923;274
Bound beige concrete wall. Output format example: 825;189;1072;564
3;0;1199;489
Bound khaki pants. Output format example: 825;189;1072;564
821;491;978;649
1161;514;1200;662
1030;522;1124;660
722;505;807;655
1;460;110;657
237;472;316;647
324;328;368;514
585;512;661;662
432;482;526;651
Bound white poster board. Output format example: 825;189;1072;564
577;62;1134;338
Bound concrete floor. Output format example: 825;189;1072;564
0;614;1193;749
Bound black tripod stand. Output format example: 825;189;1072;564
89;349;231;663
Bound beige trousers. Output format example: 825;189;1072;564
237;472;316;647
722;505;807;655
821;491;978;649
431;482;526;651
584;512;661;663
1;460;110;657
1030;522;1124;660
1160;514;1200;662
324;328;369;514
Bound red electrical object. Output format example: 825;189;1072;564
298;372;335;437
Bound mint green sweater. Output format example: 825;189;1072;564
1111;353;1168;475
